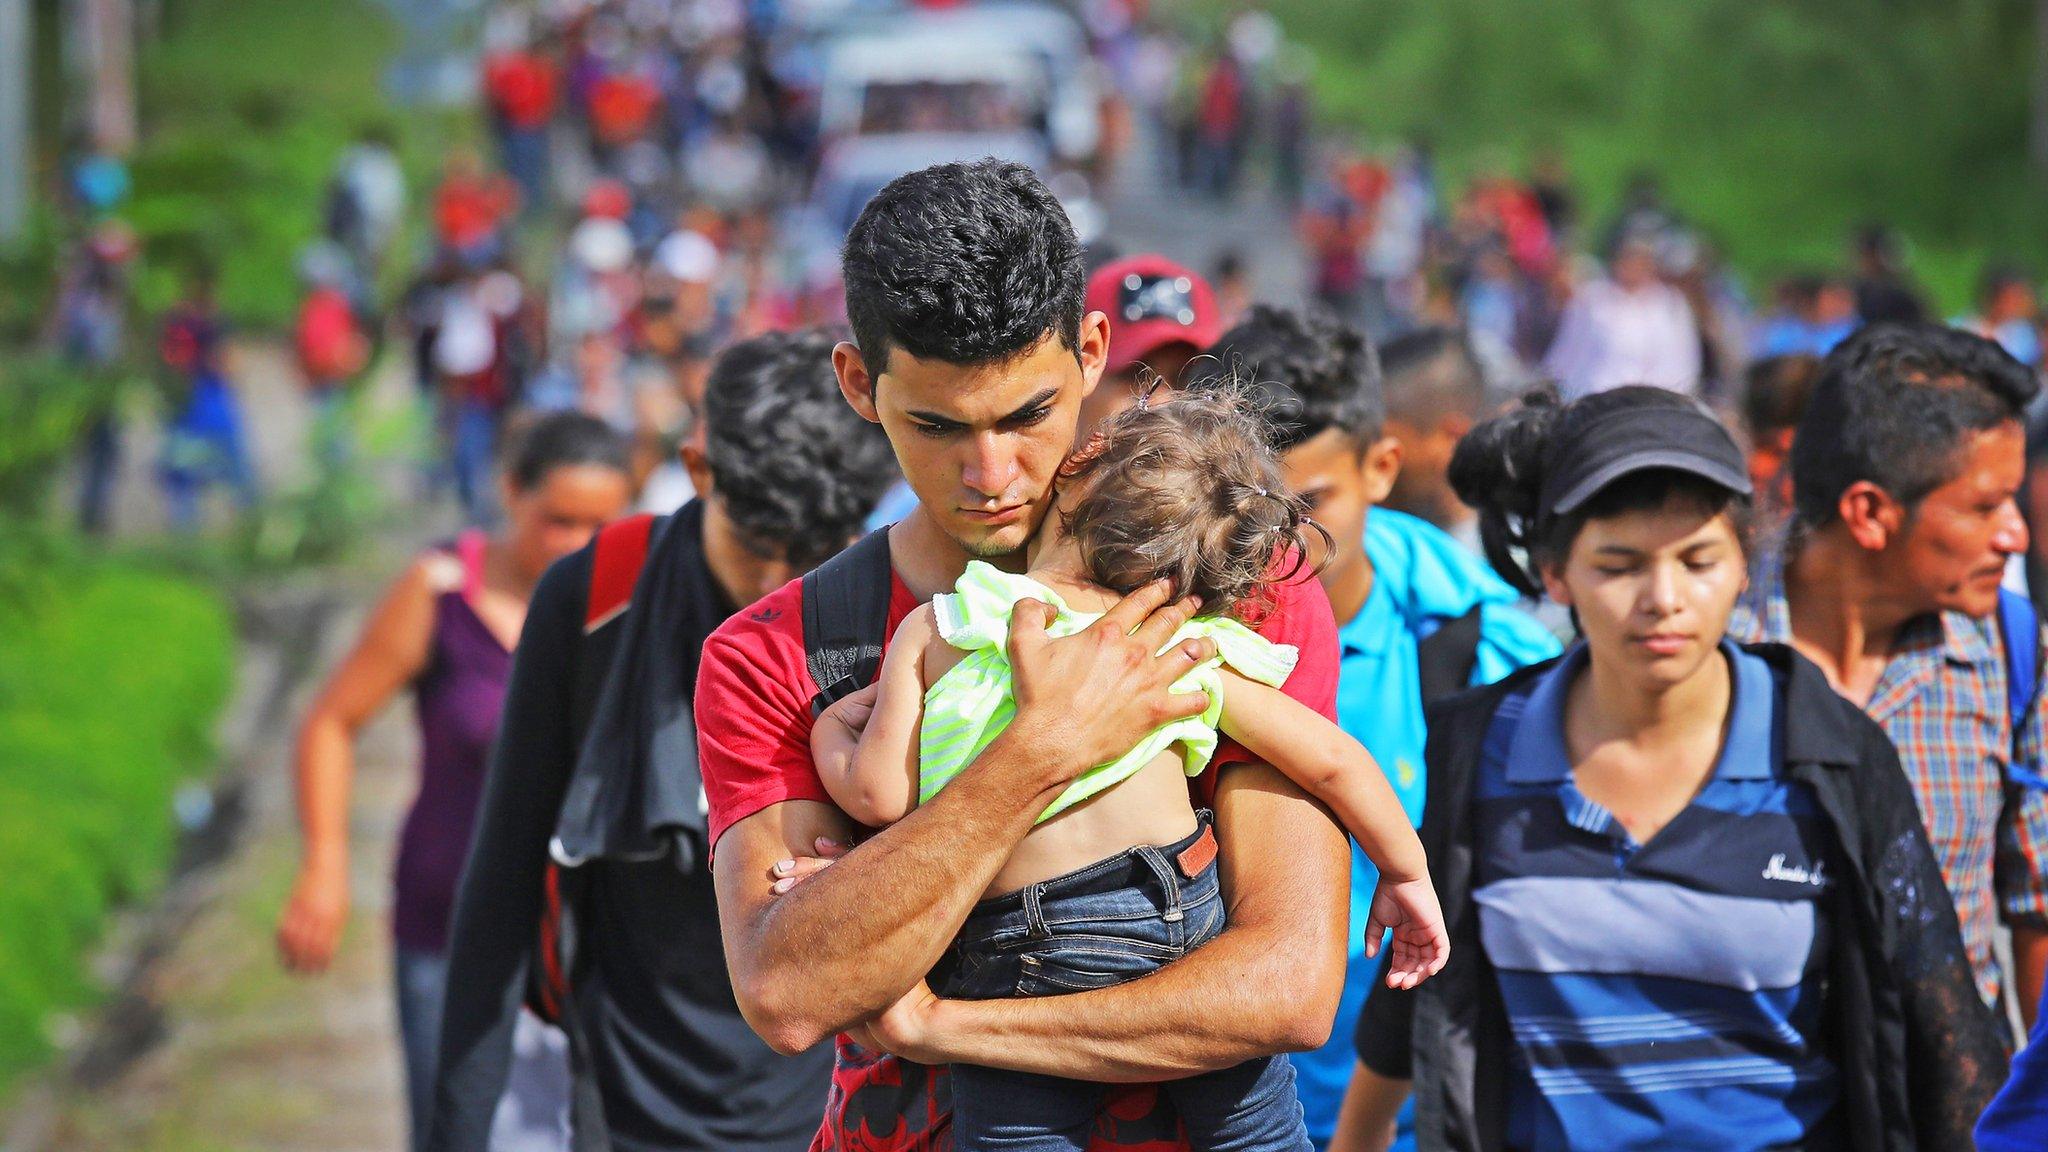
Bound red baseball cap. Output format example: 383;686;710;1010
1085;255;1222;375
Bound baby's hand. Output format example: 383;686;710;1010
810;682;880;776
1365;875;1450;990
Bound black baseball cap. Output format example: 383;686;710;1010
1538;393;1751;520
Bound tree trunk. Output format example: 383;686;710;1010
0;0;28;246
83;0;134;155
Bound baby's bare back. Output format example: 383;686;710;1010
985;749;1201;897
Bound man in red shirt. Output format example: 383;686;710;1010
433;149;516;264
482;44;558;212
695;159;1351;1150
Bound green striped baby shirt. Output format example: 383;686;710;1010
918;561;1300;823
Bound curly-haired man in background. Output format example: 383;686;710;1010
427;328;899;1152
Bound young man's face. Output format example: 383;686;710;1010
1279;427;1401;614
1885;420;2029;619
838;316;1108;559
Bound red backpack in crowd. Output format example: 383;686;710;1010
295;287;361;386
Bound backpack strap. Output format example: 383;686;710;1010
533;866;570;1023
585;513;656;634
528;513;657;1151
801;529;896;718
531;514;657;1027
456;529;487;606
1415;604;1485;707
1997;588;2048;791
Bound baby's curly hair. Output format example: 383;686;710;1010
1059;386;1328;620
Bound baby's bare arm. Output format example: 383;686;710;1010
812;605;937;827
1217;672;1427;884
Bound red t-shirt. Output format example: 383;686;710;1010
484;51;560;130
435;177;512;252
588;73;662;146
295;287;358;387
695;558;1341;1152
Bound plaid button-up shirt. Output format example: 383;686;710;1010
1731;560;2048;1005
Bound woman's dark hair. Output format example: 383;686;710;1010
1448;385;1753;598
503;410;632;491
703;327;899;569
1059;386;1329;619
841;158;1084;375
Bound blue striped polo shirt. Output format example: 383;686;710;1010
1474;643;1841;1151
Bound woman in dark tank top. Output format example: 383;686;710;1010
275;412;632;1152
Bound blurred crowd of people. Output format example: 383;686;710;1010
1292;142;2048;433
385;0;860;527
31;3;2048;1151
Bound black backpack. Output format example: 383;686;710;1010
799;530;896;716
549;523;896;1009
536;524;895;1150
1415;604;1485;707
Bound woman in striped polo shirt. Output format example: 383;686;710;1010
1334;385;2006;1151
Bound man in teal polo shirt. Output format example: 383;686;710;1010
1203;307;1559;1150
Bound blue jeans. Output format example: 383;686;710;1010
394;946;571;1152
445;398;500;526
937;815;1311;1152
497;122;550;215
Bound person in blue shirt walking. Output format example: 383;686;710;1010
1198;307;1559;1151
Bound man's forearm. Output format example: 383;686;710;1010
725;725;1063;1051
918;921;1331;1081
913;761;1350;1080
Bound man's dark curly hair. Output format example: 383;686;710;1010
841;158;1084;375
703;328;899;569
1191;304;1385;452
1790;321;2038;530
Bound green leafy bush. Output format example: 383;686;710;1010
128;0;405;327
0;357;123;521
0;552;233;1092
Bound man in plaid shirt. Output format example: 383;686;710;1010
1731;322;2048;1021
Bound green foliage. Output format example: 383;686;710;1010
0;357;124;521
1226;0;2048;310
0;226;60;347
127;0;404;327
0;547;233;1090
235;388;411;571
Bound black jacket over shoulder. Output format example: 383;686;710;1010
1355;643;2007;1152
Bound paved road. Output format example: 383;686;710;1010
1102;116;1307;311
